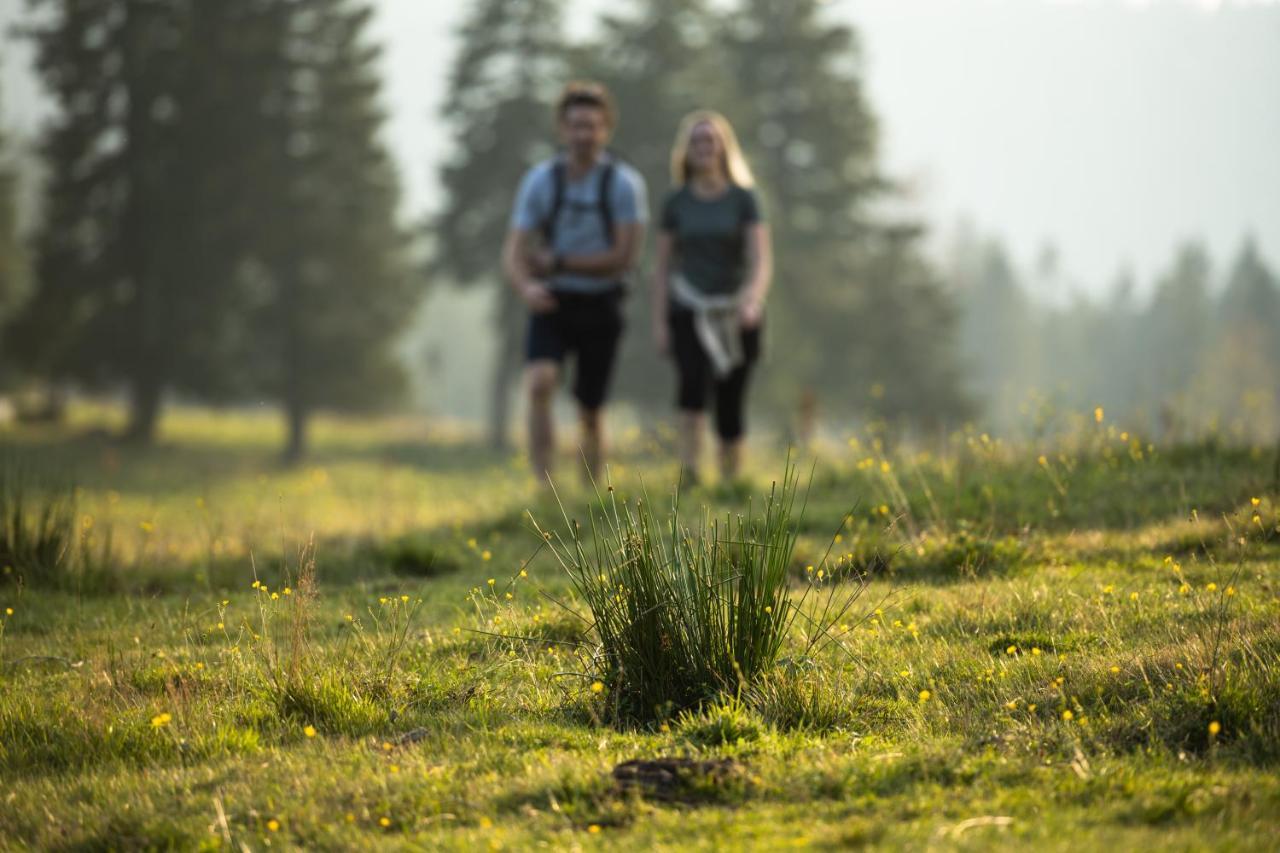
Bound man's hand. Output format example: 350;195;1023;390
528;248;556;277
739;296;763;329
521;280;558;314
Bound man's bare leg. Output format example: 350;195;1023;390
678;410;705;486
579;406;604;484
719;438;744;482
526;361;560;483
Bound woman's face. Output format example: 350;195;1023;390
688;121;724;176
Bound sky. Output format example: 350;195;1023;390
3;0;1278;298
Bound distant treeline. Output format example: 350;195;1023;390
951;230;1280;443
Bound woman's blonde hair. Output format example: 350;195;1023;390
669;110;755;189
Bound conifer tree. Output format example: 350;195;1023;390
431;0;568;448
242;0;415;461
9;0;289;439
723;0;970;425
585;0;726;410
0;89;24;341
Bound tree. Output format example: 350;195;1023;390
239;0;416;461
722;0;970;427
0;91;26;345
583;0;726;411
8;0;280;440
951;233;1035;430
1194;238;1280;441
431;0;569;448
1218;237;1280;368
1141;242;1213;435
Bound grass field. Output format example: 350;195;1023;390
2;404;1278;850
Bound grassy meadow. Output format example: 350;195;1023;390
1;403;1278;850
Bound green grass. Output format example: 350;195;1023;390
0;404;1277;850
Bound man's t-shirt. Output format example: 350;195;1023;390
510;155;649;294
660;184;762;297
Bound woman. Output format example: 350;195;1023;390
652;111;772;483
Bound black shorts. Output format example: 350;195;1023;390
526;288;625;410
669;304;761;441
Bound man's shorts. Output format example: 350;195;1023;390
525;288;625;410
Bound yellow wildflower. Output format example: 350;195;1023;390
151;712;172;728
304;725;316;738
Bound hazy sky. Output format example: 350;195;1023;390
3;0;1278;296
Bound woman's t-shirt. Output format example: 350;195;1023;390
661;184;762;296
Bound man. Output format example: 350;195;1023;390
502;81;648;483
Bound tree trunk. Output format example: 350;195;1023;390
488;287;522;450
123;374;163;444
283;396;308;464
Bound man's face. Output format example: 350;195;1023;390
561;105;610;161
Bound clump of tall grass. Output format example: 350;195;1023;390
240;538;421;734
534;464;867;721
1;460;74;587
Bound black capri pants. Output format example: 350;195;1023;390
669;304;761;441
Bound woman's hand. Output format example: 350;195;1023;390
739;296;763;329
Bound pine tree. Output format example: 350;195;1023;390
241;0;415;461
723;0;970;426
952;236;1035;430
1195;238;1280;440
8;0;282;440
431;0;568;448
0;91;24;341
583;0;725;411
1218;238;1280;368
1142;242;1213;436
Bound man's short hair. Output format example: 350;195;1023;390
556;81;616;128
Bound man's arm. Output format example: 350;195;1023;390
503;228;556;313
531;167;648;279
546;221;644;278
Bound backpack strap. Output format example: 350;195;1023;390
542;161;567;245
597;162;616;247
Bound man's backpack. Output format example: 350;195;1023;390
541;157;617;248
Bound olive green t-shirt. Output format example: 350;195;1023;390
661;184;763;296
